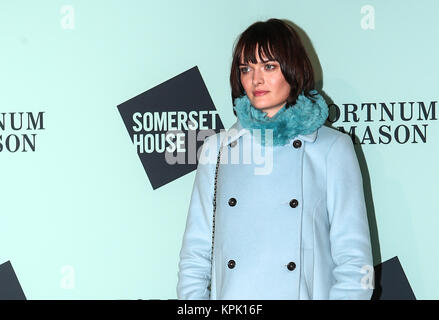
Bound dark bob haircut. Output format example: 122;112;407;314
230;18;316;110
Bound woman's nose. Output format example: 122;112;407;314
252;69;264;85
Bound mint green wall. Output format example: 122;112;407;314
0;0;437;299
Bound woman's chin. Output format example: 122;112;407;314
249;100;268;109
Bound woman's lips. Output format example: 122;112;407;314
253;90;269;96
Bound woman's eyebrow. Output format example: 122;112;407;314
239;59;276;66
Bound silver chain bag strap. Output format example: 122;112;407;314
207;139;225;296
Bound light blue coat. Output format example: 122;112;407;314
177;119;374;300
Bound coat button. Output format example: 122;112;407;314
289;199;299;208
293;140;302;149
230;140;237;148
228;198;237;207
287;262;296;271
228;260;236;269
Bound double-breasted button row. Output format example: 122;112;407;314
228;197;297;208
293;139;302;149
226;260;296;271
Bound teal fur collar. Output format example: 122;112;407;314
233;90;328;146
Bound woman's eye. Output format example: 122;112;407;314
265;64;276;70
240;67;250;74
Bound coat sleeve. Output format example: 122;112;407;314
326;133;375;300
177;134;219;299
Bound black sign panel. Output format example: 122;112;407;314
118;66;224;189
372;256;416;300
0;260;26;300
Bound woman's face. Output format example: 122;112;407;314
239;47;291;118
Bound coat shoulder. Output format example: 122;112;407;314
202;130;227;150
316;125;352;145
312;125;354;156
198;130;228;165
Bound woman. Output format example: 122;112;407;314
177;18;374;300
